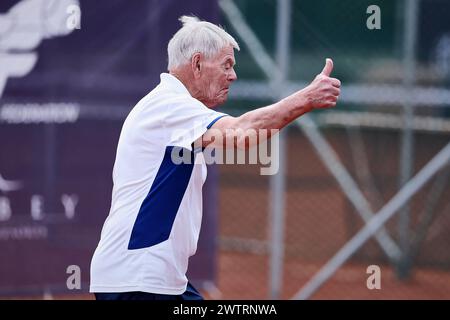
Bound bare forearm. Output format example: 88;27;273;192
203;91;312;149
235;89;312;132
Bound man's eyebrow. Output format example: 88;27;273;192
224;57;236;66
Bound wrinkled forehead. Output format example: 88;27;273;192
212;45;236;63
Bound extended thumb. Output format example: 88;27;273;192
320;58;333;76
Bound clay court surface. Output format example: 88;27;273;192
6;251;450;300
214;252;450;299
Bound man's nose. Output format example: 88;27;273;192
228;68;237;82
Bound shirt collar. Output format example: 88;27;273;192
160;73;191;96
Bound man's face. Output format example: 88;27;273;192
197;46;237;108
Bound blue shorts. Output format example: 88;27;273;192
94;282;203;300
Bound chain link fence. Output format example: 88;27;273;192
214;0;450;299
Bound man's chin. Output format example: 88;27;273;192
218;92;230;105
207;96;228;109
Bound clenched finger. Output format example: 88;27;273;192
331;78;341;88
329;95;338;102
330;87;340;96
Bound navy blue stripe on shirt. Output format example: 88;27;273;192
206;114;228;129
128;146;195;250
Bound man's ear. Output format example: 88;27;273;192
191;52;202;79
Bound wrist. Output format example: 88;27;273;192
294;88;314;113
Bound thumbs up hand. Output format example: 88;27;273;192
301;58;341;110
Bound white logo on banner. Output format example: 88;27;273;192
0;172;79;225
0;174;22;193
0;173;22;221
0;0;81;99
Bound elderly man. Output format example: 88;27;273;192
90;16;340;300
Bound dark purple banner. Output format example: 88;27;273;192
0;0;219;296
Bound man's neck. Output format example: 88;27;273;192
169;70;204;103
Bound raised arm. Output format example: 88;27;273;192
201;58;341;149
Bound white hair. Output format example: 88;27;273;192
167;16;240;70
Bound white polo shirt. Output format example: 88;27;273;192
89;73;227;294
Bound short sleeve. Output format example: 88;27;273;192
165;98;228;150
